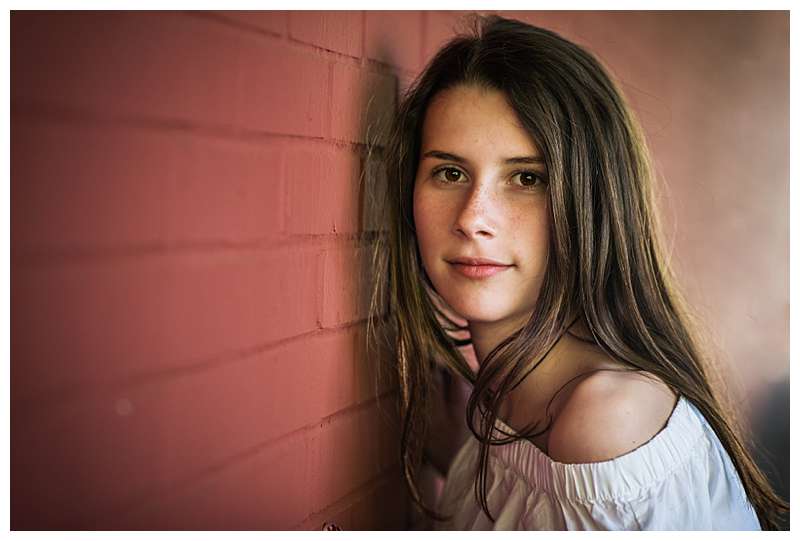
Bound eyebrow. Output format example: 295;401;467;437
421;150;545;165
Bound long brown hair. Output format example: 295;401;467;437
366;13;787;530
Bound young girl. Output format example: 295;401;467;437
367;14;787;530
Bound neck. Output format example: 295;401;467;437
468;312;533;366
470;315;614;431
469;313;590;365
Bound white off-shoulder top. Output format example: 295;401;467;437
435;396;761;530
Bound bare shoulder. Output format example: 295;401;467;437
546;369;678;464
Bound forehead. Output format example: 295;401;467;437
420;85;540;158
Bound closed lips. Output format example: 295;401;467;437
448;257;511;266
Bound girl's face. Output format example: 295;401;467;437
413;84;550;331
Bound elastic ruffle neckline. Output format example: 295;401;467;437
488;395;710;503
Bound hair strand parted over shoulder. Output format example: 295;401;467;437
366;13;787;530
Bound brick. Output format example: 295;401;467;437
330;61;396;144
12;122;284;248
11;12;242;127
11;248;319;402
166;134;284;243
283;142;361;236
112;433;312;529
289;11;362;58
12;386;175;528
310;468;407;531
320;243;374;328
365;11;423;72
213;10;288;36
306;405;388;512
11;323;395;528
11;12;329;137
136;323;388;453
11;121;169;248
237;33;330;138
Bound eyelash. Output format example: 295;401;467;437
431;166;546;190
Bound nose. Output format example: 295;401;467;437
452;183;497;239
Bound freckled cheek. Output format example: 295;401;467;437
507;205;550;268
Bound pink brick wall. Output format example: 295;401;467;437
11;10;413;530
11;10;788;530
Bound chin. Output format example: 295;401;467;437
439;296;514;325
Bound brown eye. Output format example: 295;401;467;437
513;171;544;189
434;167;465;183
